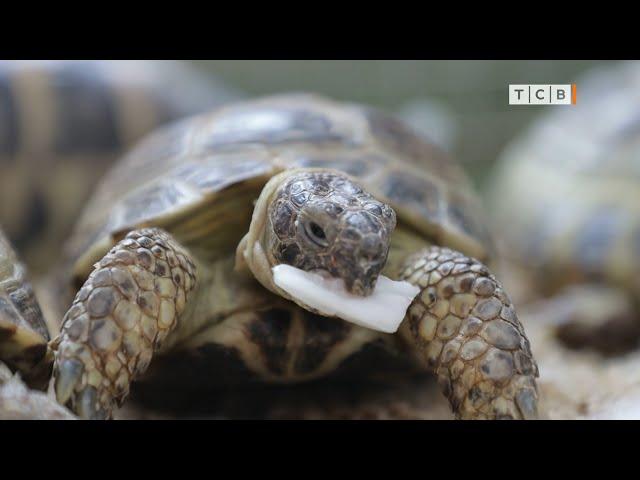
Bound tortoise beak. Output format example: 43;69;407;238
348;278;376;297
342;235;389;296
343;260;385;297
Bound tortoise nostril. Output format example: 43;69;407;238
360;236;384;262
364;251;382;263
361;253;376;263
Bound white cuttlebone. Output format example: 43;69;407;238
272;264;420;333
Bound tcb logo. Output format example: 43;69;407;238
509;84;577;105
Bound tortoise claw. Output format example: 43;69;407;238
55;367;109;419
55;358;83;405
76;386;108;420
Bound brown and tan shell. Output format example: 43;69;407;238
0;60;241;271
66;94;494;283
490;62;640;297
0;229;51;388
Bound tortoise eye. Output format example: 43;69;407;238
305;221;328;247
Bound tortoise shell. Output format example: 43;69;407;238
0;228;51;388
490;62;640;296
0;60;240;269
67;94;494;280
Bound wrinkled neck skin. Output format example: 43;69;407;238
235;169;311;304
383;228;432;278
162;251;275;353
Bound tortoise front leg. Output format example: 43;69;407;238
51;228;196;419
397;246;539;419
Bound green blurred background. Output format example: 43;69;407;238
192;60;613;189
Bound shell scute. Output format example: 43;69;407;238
69;94;492;270
192;100;354;153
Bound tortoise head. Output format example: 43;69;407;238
238;169;396;297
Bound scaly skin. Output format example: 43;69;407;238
0;228;52;389
398;246;539;419
51;228;196;419
267;170;396;296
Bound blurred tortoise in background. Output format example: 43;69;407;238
489;61;640;355
0;60;241;272
44;93;538;420
0;227;51;389
0;363;75;420
0;228;75;419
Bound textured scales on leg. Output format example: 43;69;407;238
398;246;539;419
51;228;196;419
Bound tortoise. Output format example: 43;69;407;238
0;227;77;419
37;93;540;420
0;60;241;272
489;61;640;354
0;227;52;389
0;363;75;420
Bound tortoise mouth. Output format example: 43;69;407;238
271;264;420;333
